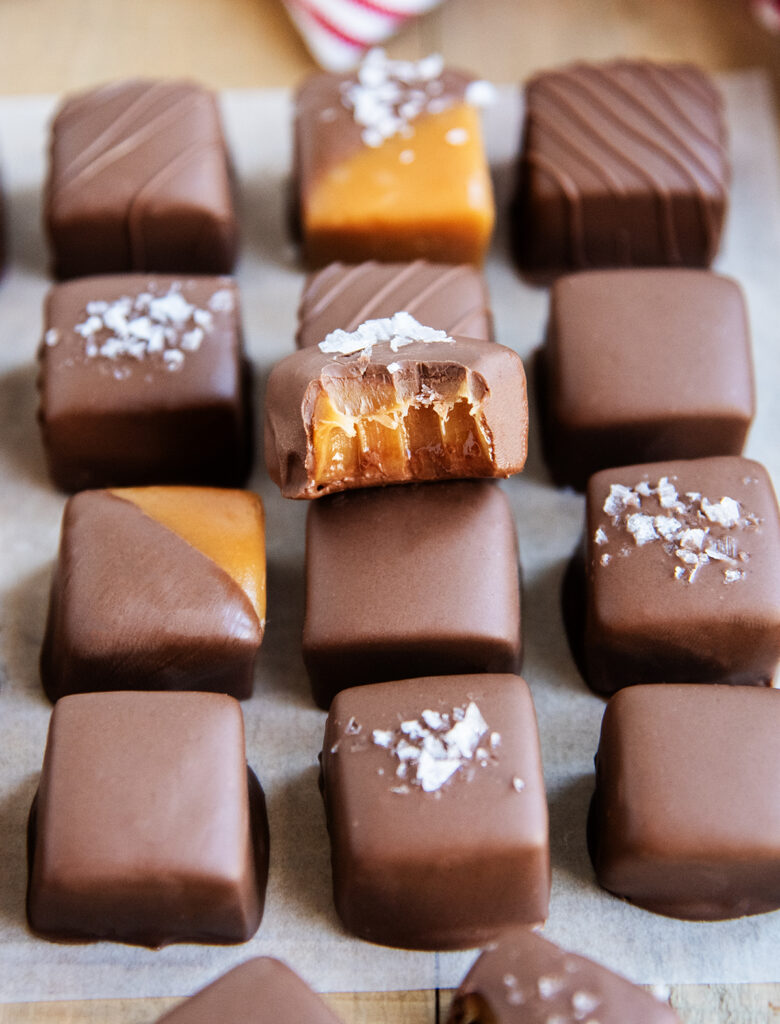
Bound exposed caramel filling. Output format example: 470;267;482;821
447;994;497;1024
111;486;266;623
305;103;495;266
306;364;494;490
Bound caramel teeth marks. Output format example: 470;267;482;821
578;456;780;695
320;674;550;950
296;260;494;349
515;61;729;275
589;684;780;921
264;328;528;499
45;79;238;279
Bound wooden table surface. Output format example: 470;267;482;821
1;1;779;1021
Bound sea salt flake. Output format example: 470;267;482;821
626;513;657;546
572;991;601;1017
445;128;469;145
724;569;745;583
207;288;235;313
421;709;445;730
603;483;640;518
654;515;682;540
372;729;393;748
465;79;497;106
163;349;184;370
538;975;565;999
319;313;453;358
399;149;415;164
181;327;204;351
417;749;461;791
600;553;611;566
507;989;525;1005
344;716;362;735
656;476;680;508
512;776;525;792
594;527;608;545
401;719;428;739
44;328;60;347
701;495;740;527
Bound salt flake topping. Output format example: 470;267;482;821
370;701;495;793
319;312;454;358
71;283;229;373
342;48;493;148
599;477;758;583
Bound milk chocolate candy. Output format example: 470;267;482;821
27;691;269;946
541;270;754;490
580;456;780;695
304;482;521;708
447;929;680;1024
156;958;344;1024
38;275;251;491
295;50;495;268
45;79;237;278
321;674;550;949
515;61;729;275
590;684;780;920
40;487;265;701
296;260;494;348
264;315;528;499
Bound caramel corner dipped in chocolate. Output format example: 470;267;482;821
155;958;345;1024
264;314;528;499
590;684;780;921
27;691;269;947
321;674;550;950
45;79;238;279
579;456;780;695
447;928;680;1024
294;50;495;268
296;260;494;348
304;482;521;708
515;61;729;275
40;487;265;702
541;270;754;491
37;275;251;492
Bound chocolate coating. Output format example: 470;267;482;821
321;674;550;950
27;691;268;946
589;684;780;920
264;335;528;499
45;79;237;278
515;61;729;275
304;482;521;708
541;270;754;491
578;456;780;695
40;489;264;701
296;261;493;348
447;928;680;1023
37;275;251;491
156;958;344;1024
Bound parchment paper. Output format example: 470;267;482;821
0;73;779;1003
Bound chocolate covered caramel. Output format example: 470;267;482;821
515;61;729;274
265;314;527;498
27;691;269;947
45;79;237;278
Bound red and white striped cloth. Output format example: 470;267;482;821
282;0;447;71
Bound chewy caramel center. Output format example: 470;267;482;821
306;363;494;490
111;486;266;623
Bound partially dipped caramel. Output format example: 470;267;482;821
265;315;527;499
41;487;265;701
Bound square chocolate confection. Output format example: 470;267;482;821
514;61;729;275
294;49;495;268
541;269;755;490
581;456;780;695
296;260;494;348
27;691;269;946
38;275;251;491
46;79;237;278
446;928;679;1024
589;684;780;920
321;674;550;949
40;487;265;702
155;958;345;1024
264;316;527;499
304;481;521;708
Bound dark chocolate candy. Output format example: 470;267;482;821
541;270;754;491
589;684;780;920
37;274;251;491
321;674;549;950
27;691;269;946
40;487;265;701
264;321;528;499
45;79;237;278
579;456;780;695
447;928;680;1024
296;260;494;349
304;481;521;708
294;50;494;268
514;61;729;275
155;958;344;1024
